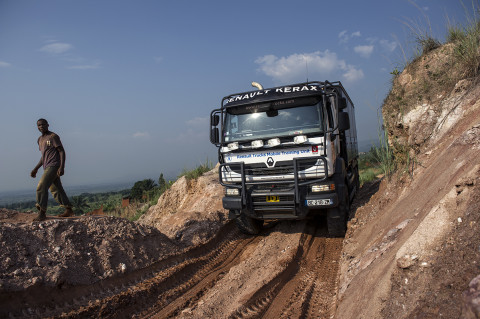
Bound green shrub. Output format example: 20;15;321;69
451;21;480;78
360;168;381;186
373;128;395;179
447;25;466;43
129;205;149;221
178;159;214;180
417;35;441;55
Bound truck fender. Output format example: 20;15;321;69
333;157;347;185
333;157;348;203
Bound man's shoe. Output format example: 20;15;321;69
59;208;74;217
33;210;47;222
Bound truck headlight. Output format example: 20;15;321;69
251;140;264;148
311;184;335;192
294;135;308;144
225;188;240;196
267;138;281;147
228;142;239;151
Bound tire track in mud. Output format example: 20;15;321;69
1;221;249;318
147;234;263;319
229;221;343;319
67;221;257;319
2;220;343;319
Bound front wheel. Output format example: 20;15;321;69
235;212;263;235
327;186;349;237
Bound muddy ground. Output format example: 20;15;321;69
0;203;344;318
1;166;478;319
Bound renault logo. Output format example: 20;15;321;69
266;157;275;167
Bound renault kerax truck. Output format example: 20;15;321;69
210;81;359;237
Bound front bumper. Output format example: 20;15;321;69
223;189;338;220
220;156;337;220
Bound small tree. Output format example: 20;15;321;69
71;195;90;215
158;173;167;192
130;179;157;201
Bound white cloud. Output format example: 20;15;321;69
339;30;361;43
133;131;150;138
354;45;374;58
379;39;398;52
39;40;100;70
40;42;73;55
165;117;209;144
255;50;364;83
67;61;101;70
186;117;208;126
0;61;11;67
338;30;348;42
343;66;364;82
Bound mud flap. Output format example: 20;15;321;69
327;184;349;237
228;210;241;219
235;212;264;235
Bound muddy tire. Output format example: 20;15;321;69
355;167;360;197
327;186;349;237
235;213;263;235
327;212;346;237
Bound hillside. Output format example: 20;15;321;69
337;42;480;318
0;39;479;318
138;167;228;247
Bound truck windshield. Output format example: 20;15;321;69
224;103;323;142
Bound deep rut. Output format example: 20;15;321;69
229;222;343;319
2;220;343;319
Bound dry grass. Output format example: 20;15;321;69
381;8;480;175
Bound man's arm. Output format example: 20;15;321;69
57;146;66;176
31;158;42;178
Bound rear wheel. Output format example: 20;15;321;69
355;167;360;196
235;212;264;235
327;185;349;237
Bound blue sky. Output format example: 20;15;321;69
0;0;471;193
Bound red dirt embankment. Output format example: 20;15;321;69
336;45;480;318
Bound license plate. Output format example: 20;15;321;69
306;199;332;206
266;196;280;202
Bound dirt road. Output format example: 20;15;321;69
0;214;343;319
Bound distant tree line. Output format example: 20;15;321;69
1;189;131;215
2;199;56;211
129;173;172;203
2;165;211;215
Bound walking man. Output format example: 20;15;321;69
30;118;73;221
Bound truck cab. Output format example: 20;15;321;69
210;81;359;236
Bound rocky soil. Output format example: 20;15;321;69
337;44;480;318
138;168;228;248
1;44;480;318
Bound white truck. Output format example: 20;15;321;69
210;81;359;237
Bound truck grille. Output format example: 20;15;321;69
219;157;328;185
251;195;294;203
230;159;319;176
246;167;294;176
251;193;296;213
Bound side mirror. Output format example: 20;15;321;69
338;97;347;110
210;128;219;144
338;112;350;131
211;114;220;127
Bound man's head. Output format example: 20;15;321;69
37;119;49;134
